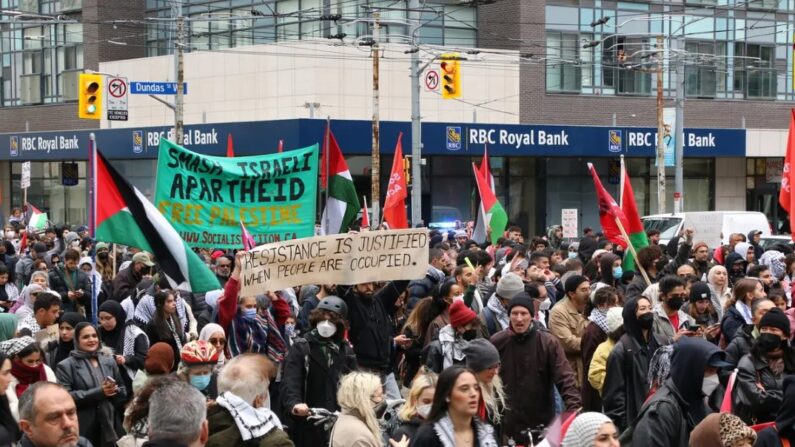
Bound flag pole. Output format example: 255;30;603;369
619;155;625;209
614;216;651;287
324;117;331;233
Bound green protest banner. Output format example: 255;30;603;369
154;139;318;249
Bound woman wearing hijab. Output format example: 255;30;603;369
198;322;227;371
690;412;756;447
602;296;660;432
0;351;19;444
144;290;186;369
0;314;17;342
55;322;128;447
707;265;732;320
10;283;44;321
0;335;56;420
98;300;148;393
79;257;106;310
561;412;619;447
630;337;731;447
46;312;86;367
131;342;175;394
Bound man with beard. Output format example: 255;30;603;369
297;283;337;333
341;279;409;400
111;252;154;302
48;248;90;314
214;255;232;288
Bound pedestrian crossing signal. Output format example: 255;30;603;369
78;73;103;119
440;54;461;99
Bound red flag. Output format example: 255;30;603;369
319;124;348;189
720;369;737;413
277;139;284;153
383;133;408;229
226;134;235;158
240;221;256;251
780;109;795;240
19;230;27;254
587;163;628;248
361;196;370;228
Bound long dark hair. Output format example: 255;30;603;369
425;365;478;423
0;353;19;443
153;291;184;341
418;280;456;340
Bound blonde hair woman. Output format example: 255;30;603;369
331;372;408;447
392;373;437;442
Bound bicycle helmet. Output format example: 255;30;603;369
316;296;348;319
180;340;219;366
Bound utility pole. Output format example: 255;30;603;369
174;7;185;145
370;12;381;227
674;38;685;213
655;35;666;214
409;0;422;227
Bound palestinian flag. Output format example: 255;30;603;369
620;157;649;272
472;148;493;245
94;150;219;293
27;205;47;231
587;163;628;249
319;123;360;235
472;162;508;245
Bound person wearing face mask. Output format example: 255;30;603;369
591;253;625;294
549;275;591;388
330;372;406;447
628;337;731;447
177;340;219;398
207;353;293;447
281;296;357;447
94;242;115;283
651;275;696;345
491;293;580;443
0;336;56;421
581;286;619;411
391;373;436;444
425;281;462;345
424;300;485;374
603;297;659;432
726;251;750;287
480;273;525;337
733;307;795;425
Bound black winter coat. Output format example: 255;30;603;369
55;353;128;447
631;380;692;447
111;265;141;302
754;376;795;447
280;332;357;447
734;352;795;425
721;324;754;383
49;265;91;313
602;333;655;432
391;417;422;443
341;281;408;370
722;305;749;345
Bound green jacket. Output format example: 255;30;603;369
206;405;294;447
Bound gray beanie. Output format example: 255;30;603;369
462;339;500;372
496;273;524;300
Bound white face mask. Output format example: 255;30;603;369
452;294;464;302
539;297;552;311
416;404;431;419
316;320;337;338
4;232;14;240
702;374;720;397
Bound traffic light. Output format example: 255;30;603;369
78;73;103;119
440;54;461;99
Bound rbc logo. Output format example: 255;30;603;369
9;137;18;157
132;131;143;154
608;130;622;153
446;126;462;151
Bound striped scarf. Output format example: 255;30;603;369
228;310;286;363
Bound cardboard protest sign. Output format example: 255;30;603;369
155;139;318;249
240;228;429;295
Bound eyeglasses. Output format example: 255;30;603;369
208;337;226;346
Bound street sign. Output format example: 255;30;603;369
20;162;30;189
129;81;188;95
424;70;439;91
562;208;578;239
106;77;129;121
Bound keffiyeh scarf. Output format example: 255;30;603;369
486;294;510;330
588;308;610;334
216;391;281;441
228;311;286;363
439;325;467;370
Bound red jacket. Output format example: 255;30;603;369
218;277;292;331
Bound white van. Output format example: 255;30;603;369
642;211;771;248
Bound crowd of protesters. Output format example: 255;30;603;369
0;210;794;447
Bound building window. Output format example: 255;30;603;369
546;32;581;93
734;43;776;99
685;41;726;98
